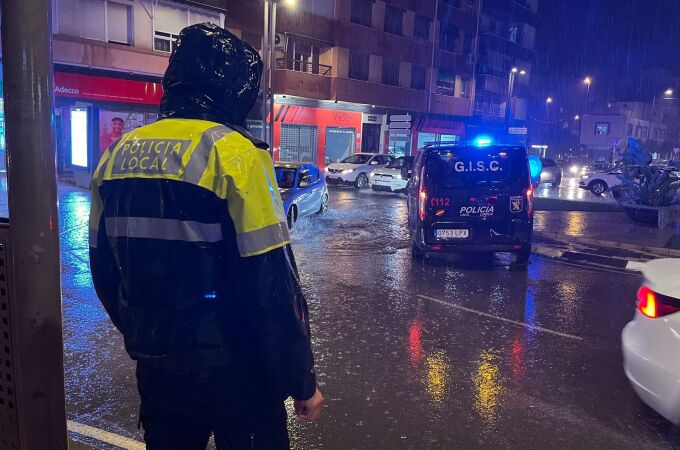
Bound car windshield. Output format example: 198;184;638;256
275;167;297;189
342;154;372;164
423;147;528;190
386;158;406;169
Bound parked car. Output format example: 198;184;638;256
623;258;680;424
274;162;328;229
559;158;590;177
325;153;395;189
369;156;414;193
583;161;615;175
579;167;623;195
539;158;563;186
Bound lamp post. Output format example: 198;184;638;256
505;67;526;129
262;0;296;152
651;88;674;116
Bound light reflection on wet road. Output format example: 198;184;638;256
53;184;680;449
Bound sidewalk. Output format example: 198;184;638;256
534;210;679;250
532;210;680;272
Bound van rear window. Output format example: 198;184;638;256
423;147;528;189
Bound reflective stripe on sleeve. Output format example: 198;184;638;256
183;125;232;185
89;228;98;248
236;221;290;257
105;217;224;242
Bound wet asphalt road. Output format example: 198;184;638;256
56;184;680;449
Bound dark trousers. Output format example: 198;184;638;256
137;363;290;450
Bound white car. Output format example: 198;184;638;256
579;167;623;195
325;153;394;189
623;259;680;424
369;156;414;193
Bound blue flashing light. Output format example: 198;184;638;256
204;292;218;300
473;136;493;147
528;155;543;184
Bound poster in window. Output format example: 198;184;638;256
99;110;147;156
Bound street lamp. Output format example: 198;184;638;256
546;97;553;104
652;88;676;115
574;115;580;121
262;0;296;150
505;67;526;128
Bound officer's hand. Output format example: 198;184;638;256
294;388;324;422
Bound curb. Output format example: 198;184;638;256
535;231;680;258
532;244;647;272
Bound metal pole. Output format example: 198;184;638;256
505;71;514;129
1;0;68;447
469;0;482;116
262;0;270;145
427;0;440;113
269;0;277;152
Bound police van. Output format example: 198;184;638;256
405;138;534;263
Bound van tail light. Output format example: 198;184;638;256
638;286;680;319
419;188;427;220
525;186;534;215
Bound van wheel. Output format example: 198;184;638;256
514;246;531;265
355;173;369;189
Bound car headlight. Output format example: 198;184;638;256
570;166;579;174
325;167;329;172
342;169;355;175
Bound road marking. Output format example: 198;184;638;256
626;260;646;272
67;420;145;450
417;294;583;341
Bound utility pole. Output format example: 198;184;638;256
1;0;68;448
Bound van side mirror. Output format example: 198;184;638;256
401;168;412;179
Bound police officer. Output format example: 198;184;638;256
89;23;323;449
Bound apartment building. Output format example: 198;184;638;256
473;0;538;130
580;102;670;162
0;0;480;182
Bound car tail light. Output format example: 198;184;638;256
419;188;427;220
638;286;680;318
525;186;534;215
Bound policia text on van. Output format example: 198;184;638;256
406;143;534;264
89;24;323;449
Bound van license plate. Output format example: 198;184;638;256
435;229;469;239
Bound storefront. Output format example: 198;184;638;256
268;104;366;169
53;69;163;187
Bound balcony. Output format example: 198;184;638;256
276;59;332;76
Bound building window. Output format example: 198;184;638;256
509;25;518;43
595;122;610;135
414;15;431;41
436;68;455;95
153;3;221;52
439;22;460;52
107;1;133;45
628;124;633;135
154;31;180;53
348;51;370;81
384;6;403;36
80;0;106;41
351;0;373;27
382;58;400;86
411;66;427;90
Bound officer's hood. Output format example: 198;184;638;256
159;23;263;127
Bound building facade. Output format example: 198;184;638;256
473;0;538;137
0;0;502;182
580;102;670;162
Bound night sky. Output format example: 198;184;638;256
537;0;680;107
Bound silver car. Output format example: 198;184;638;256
540;158;563;187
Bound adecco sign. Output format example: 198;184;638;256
53;72;163;105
